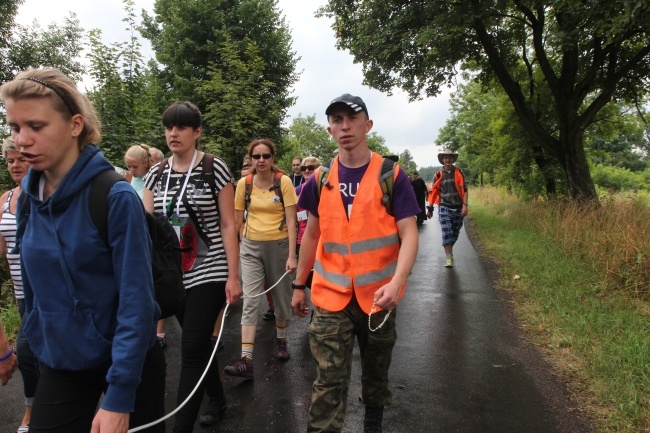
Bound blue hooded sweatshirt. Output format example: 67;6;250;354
17;144;158;413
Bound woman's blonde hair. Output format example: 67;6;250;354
0;68;101;148
124;143;154;168
1;136;18;159
247;138;286;175
301;156;321;167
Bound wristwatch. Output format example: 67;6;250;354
291;280;306;290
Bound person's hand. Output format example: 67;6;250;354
291;289;309;317
225;276;242;304
91;408;129;433
461;205;468;217
0;348;17;386
426;210;433;219
286;255;297;273
373;280;403;311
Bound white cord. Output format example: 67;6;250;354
127;270;291;432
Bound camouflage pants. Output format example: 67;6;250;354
307;298;397;432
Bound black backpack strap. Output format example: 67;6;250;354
201;152;217;196
89;170;127;246
244;173;253;214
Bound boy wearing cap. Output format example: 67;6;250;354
291;93;420;433
426;149;468;267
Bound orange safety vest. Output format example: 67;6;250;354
311;153;405;314
427;167;466;206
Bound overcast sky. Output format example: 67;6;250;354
15;0;453;168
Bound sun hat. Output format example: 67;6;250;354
438;148;458;164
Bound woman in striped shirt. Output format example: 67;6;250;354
143;101;241;432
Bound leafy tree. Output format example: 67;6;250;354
418;166;438;183
6;16;85;83
438;80;563;197
320;0;650;200
367;132;391;156
282;114;337;166
141;0;299;144
1;3;84;135
86;0;163;165
398;149;417;174
199;38;283;171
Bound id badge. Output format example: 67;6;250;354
170;214;182;240
297;210;308;222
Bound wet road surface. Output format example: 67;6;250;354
0;219;591;433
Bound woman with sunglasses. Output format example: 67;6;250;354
1;68;163;433
294;157;321;296
225;139;298;379
295;157;321;258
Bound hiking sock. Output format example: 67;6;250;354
157;332;166;339
276;325;287;341
242;343;254;362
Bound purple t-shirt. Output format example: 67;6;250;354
297;159;421;222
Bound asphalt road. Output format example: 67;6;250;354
0;217;592;433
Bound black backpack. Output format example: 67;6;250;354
90;170;185;319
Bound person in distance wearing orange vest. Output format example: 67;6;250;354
426;148;468;267
291;94;420;433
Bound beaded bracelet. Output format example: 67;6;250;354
368;302;392;332
0;346;13;362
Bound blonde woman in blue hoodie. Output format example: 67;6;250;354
1;68;164;433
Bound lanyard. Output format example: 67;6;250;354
162;149;198;219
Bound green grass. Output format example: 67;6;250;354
471;187;650;433
0;302;20;342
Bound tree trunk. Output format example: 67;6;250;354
530;142;557;196
558;133;597;200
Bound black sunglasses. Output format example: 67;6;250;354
241;164;251;170
251;153;274;160
301;165;318;171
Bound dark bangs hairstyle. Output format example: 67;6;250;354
162;101;202;148
162;101;202;129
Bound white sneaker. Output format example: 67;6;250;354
445;257;453;267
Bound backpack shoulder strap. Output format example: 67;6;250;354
379;157;397;217
273;171;287;231
89;169;127;246
244;173;254;213
272;171;284;203
316;159;334;204
201;152;217;196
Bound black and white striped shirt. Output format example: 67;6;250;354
0;188;23;299
144;155;232;289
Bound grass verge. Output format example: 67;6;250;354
470;187;650;433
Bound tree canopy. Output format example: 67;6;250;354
141;0;299;147
320;0;650;200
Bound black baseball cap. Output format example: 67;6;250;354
325;93;369;117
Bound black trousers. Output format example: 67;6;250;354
29;343;166;433
173;282;227;433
